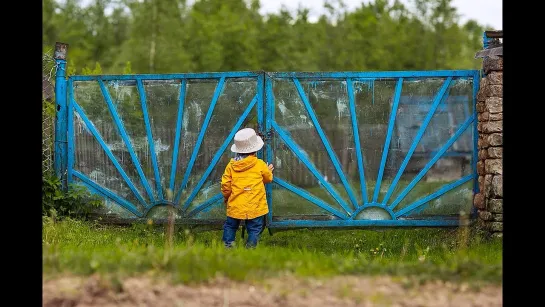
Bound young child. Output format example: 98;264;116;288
220;128;274;248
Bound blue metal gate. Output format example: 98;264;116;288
55;63;479;228
263;72;479;227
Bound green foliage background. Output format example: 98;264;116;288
43;0;489;75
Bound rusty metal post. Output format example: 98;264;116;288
53;42;69;189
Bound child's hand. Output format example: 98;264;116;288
268;164;274;172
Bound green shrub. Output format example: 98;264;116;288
42;174;103;220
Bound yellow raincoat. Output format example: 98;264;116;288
220;155;273;219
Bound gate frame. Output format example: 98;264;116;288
263;71;480;228
53;41;480;228
62;71;263;218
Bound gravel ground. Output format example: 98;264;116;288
43;274;502;307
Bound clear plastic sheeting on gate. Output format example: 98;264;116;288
264;72;478;227
62;71;479;227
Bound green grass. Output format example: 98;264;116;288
43;217;502;285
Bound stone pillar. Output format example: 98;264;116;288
474;56;503;237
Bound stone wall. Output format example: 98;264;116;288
473;57;503;237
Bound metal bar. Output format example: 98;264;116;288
257;74;264;160
98;79;155;202
269;70;478;79
471;71;480;218
264;75;274;225
181;95;258;210
67;78;74;186
372;78;404;202
274;177;348;219
54;45;68;188
70;71;478;82
472;72;480;194
187;193;223;217
483;32;490;49
136;79;163;200
389;114;475;210
169;79;187;194
394;174;473;218
346;78;368;204
72;101;148;207
174;77;226;203
271;121;352;215
71;72;260;81
269;219;462;228
381;77;453;205
73;170;143;217
293;77;359;209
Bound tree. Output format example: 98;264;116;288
43;0;487;73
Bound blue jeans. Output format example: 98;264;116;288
222;215;265;248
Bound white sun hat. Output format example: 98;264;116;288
230;128;264;153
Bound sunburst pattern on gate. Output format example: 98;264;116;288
68;73;263;219
63;70;479;227
264;71;479;227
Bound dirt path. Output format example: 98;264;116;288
43;275;502;307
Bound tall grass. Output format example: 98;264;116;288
43;217;502;284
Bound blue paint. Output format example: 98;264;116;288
269;219;461;228
346;78;368;205
98;80;156;203
137;87;167;196
394;174;474;218
175;77;226;203
270;70;478;79
471;71;480;218
65;70;478;229
349;202;395;220
389;114;475;210
136;79;163;200
73;170;143;217
381;77;453;205
257;74;264;160
373;78;404;202
181;95;258;211
274;177;348;220
482;32;490;49
67;78;74;186
198;201;222;214
70;71;478;82
272;121;352;215
293;77;359;209
71;72;261;81
54;59;68;188
169;79;187;193
72;101;148;208
265;76;274;225
187;193;223;217
472;71;480;195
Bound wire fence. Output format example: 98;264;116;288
43;51;56;175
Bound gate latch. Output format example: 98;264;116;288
257;129;273;141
